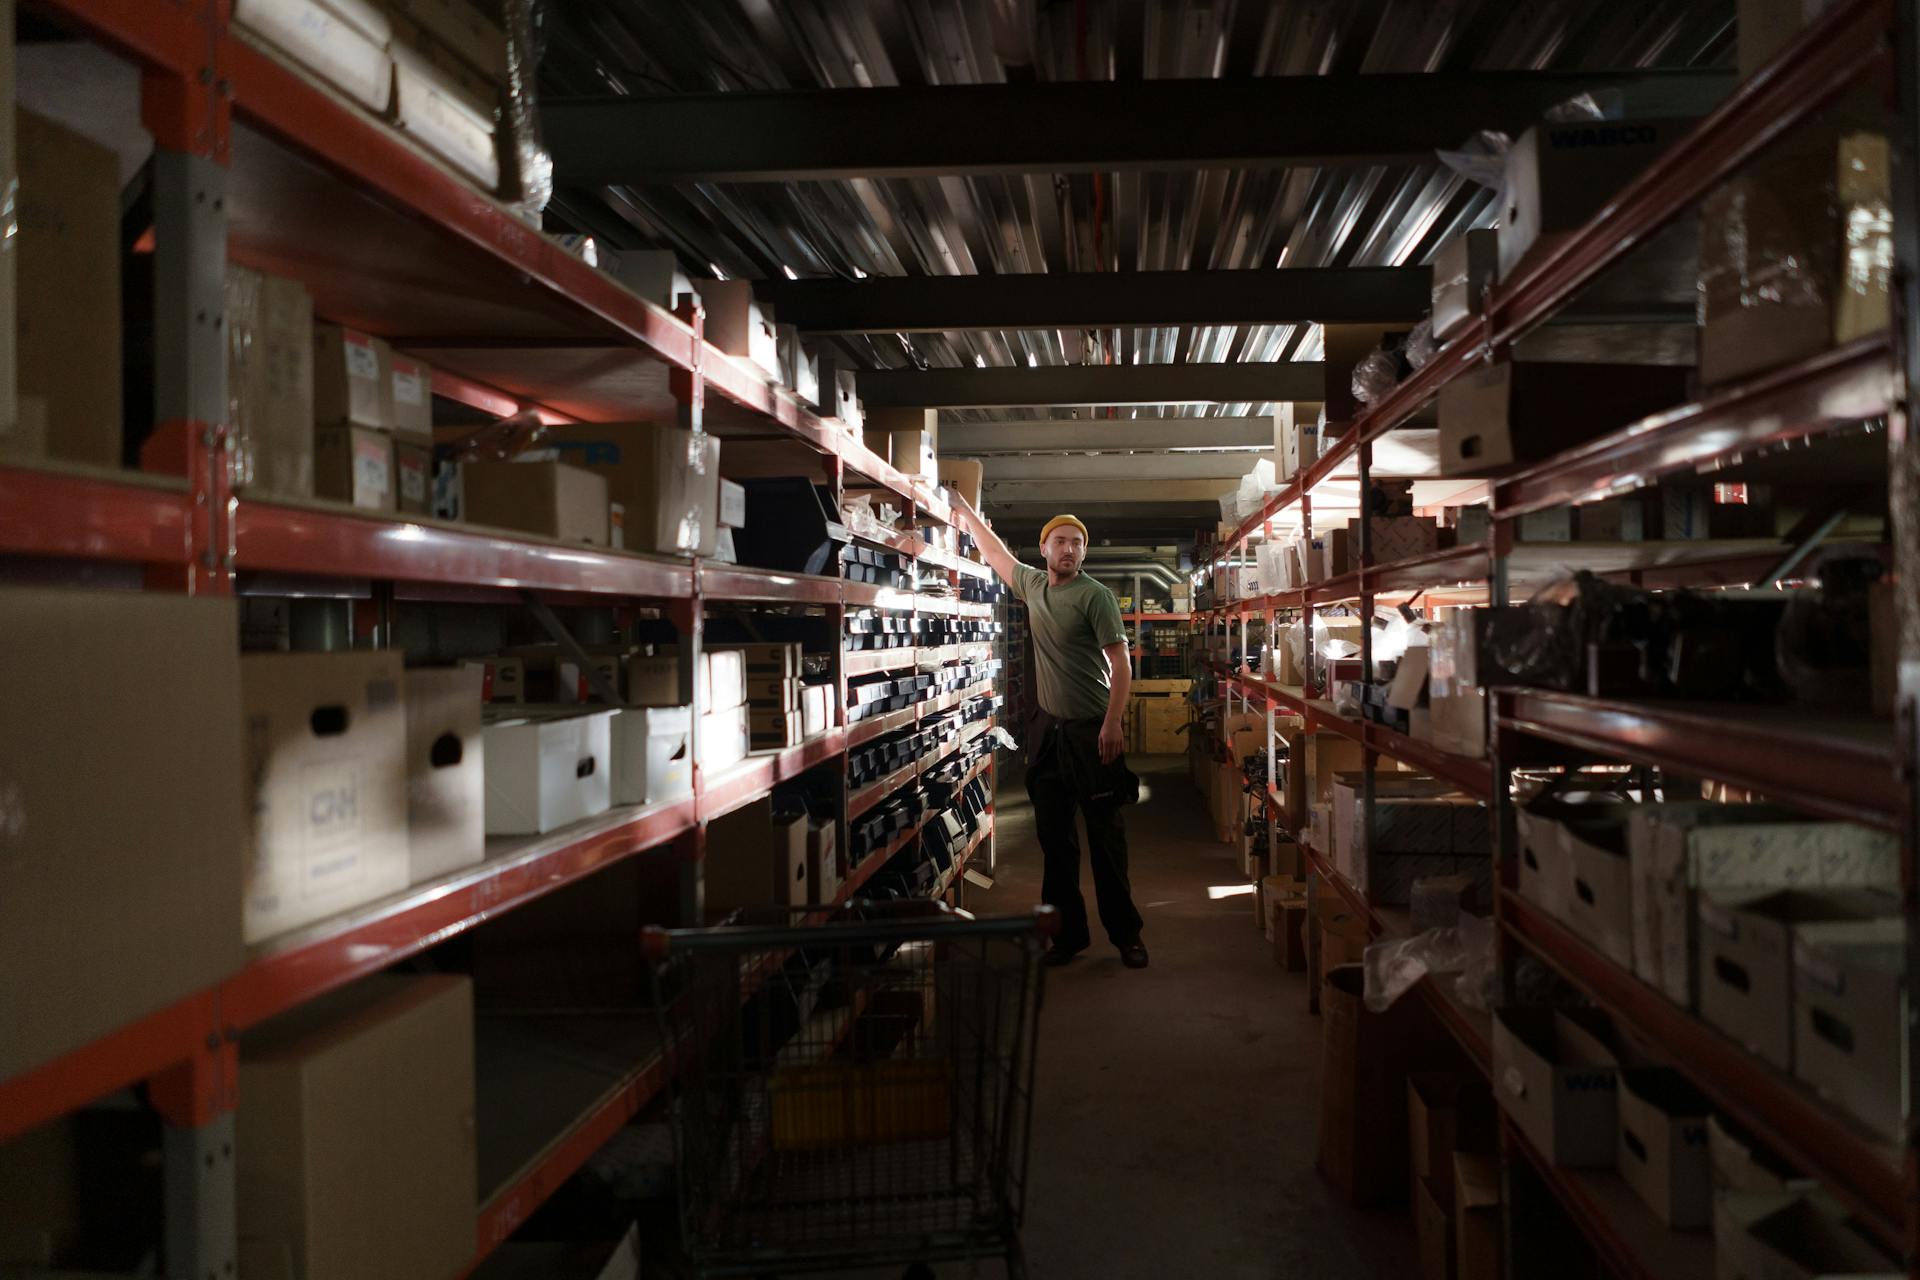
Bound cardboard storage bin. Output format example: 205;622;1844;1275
462;461;610;546
541;422;723;557
1713;1191;1902;1280
314;425;395;511
700;704;750;773
1615;1068;1713;1229
1453;1153;1502;1280
403;667;486;885
1708;1111;1814;1196
1431;228;1498;341
1408;1073;1494;1212
1793;916;1906;1142
238;974;475;1280
1318;964;1420;1206
481;709;615;835
1438;360;1690;476
1697;887;1895;1069
705;799;810;919
241;651;412;943
808;818;841;905
610;705;693;807
1;590;248;1081
313;322;394;430
1491;1008;1619;1168
234;0;394;113
1497;118;1692;280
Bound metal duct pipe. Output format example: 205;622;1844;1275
1080;560;1183;590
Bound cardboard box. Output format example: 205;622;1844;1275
225;265;315;497
394;440;433;515
718;477;747;528
750;705;803;750
1793;916;1905;1142
462;461;609;545
1408;1074;1493;1212
1713;1190;1901;1280
233;0;394;113
481;709;614;835
16;108;120;466
705;799;809;919
1697;887;1894;1069
313;323;393;430
700;703;750;773
1562;809;1635;968
746;676;801;706
387;353;433;443
1699;130;1890;388
1438;360;1690;476
1318;963;1421;1205
315;425;395;510
801;682;833;738
861;428;892;465
1491;1008;1618;1167
716;641;801;678
610;706;693;807
1;590;247;1082
938;458;983;508
701;280;781;380
1616;1068;1712;1228
462;655;524;704
1499;119;1691;280
869;407;938;481
1709;1112;1812;1196
1628;806;1897;1008
383;0;510;84
403;667;485;885
1453;1153;1502;1280
241;651;411;943
808;818;841;905
817;355;861;430
777;323;820;405
1739;0;1840;79
390;39;499;189
1416;1174;1454;1280
237;974;475;1280
1431;228;1498;341
540;422;722;557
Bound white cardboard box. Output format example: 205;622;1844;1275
1793;916;1906;1143
234;0;394;114
482;710;614;835
801;682;833;739
700;703;749;774
241;651;411;943
403;667;485;885
1615;1068;1712;1229
610;706;693;807
1491;1009;1619;1168
391;40;499;190
718;478;746;529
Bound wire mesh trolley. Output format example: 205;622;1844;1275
643;903;1054;1278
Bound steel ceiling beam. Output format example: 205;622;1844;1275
758;268;1429;332
980;454;1263;481
943;416;1275;453
861;363;1325;408
543;70;1732;183
982;479;1231;503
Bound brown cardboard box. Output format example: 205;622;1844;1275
389;38;499;190
1498;119;1692;281
1713;1190;1900;1279
314;424;395;510
1264;876;1307;970
1438;361;1690;476
1318;893;1371;969
869;406;937;481
700;279;780;380
241;651;412;943
388;352;434;443
1408;1074;1494;1210
1793;916;1905;1142
717;641;802;679
462;461;609;545
313;323;393;430
1453;1153;1502;1280
1698;130;1890;388
1318;963;1419;1205
1416;1174;1454;1280
1490;1009;1619;1167
394;440;433;515
17;107;120;466
383;0;510;83
1431;228;1498;342
1616;1067;1713;1228
1210;760;1244;842
403;667;485;885
705;799;809;919
226;265;315;497
0;590;247;1082
238;974;475;1280
746;675;802;706
808;818;841;905
539;422;722;557
1708;1112;1810;1196
750;705;803;750
861;429;892;465
462;654;524;704
938;457;983;507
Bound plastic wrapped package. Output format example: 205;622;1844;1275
224;265;316;498
1362;912;1495;1013
499;0;551;220
1350;346;1399;405
1435;129;1511;194
1404;317;1438;370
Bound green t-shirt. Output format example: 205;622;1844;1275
1012;563;1127;720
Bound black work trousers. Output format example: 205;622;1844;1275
1024;716;1144;951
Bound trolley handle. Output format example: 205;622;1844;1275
641;903;1058;958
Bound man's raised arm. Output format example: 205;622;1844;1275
946;491;1022;587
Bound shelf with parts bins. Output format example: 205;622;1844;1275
0;3;1003;1272
1193;2;1920;1273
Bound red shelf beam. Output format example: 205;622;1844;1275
699;734;847;823
0;465;194;568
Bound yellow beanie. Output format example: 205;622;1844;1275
1039;514;1089;544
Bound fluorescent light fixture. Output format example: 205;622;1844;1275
781;264;799;280
1207;883;1257;900
709;262;727;280
1027;352;1038;367
975;354;987;367
853;266;868;279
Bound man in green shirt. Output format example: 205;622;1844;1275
949;498;1148;969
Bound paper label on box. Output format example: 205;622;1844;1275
353;438;390;493
1698;898;1739;939
399;456;428;503
392;365;426;406
343;337;380;380
1793;939;1847;995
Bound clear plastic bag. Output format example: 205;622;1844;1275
501;0;553;220
1350;347;1399;404
1436;129;1512;192
1362;912;1496;1013
1405;317;1438;370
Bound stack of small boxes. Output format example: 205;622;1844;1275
841;545;913;588
718;643;806;751
312;324;436;516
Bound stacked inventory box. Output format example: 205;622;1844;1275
846;607;914;651
714;643;805;751
842;543;914;588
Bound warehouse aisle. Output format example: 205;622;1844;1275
961;756;1417;1280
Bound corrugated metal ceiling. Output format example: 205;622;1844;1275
539;1;1734;421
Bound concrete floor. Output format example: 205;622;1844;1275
849;755;1417;1279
